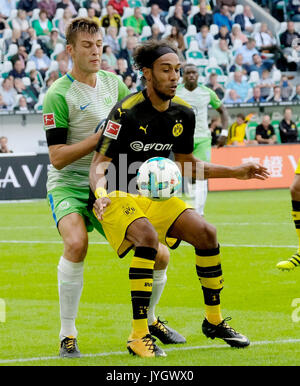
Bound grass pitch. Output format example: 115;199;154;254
1;188;300;366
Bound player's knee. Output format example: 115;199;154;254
290;181;300;200
64;235;88;261
137;223;159;249
155;244;170;270
196;222;217;250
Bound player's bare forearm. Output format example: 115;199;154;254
175;153;269;181
49;132;101;170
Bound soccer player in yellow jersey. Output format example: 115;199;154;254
89;39;269;358
277;161;300;270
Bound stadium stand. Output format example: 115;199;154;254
0;0;299;145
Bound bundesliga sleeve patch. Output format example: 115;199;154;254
43;113;56;129
103;120;121;139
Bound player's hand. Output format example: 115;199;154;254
233;162;270;180
93;197;111;221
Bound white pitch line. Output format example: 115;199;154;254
1;338;300;364
0;240;297;248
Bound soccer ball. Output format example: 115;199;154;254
137;157;182;200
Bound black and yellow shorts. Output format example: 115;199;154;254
96;192;192;257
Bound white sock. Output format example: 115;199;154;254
148;268;167;325
57;256;84;341
194;179;208;216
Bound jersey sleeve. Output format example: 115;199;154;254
42;86;69;131
208;87;222;110
95;101;125;159
117;75;131;101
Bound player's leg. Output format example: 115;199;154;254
192;137;211;216
149;243;186;344
168;209;250;348
125;217;166;357
57;213;88;357
277;172;300;270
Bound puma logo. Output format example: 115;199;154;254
139;124;148;134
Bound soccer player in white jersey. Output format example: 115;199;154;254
176;63;229;215
42;18;185;358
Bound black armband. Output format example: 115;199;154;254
46;127;68;146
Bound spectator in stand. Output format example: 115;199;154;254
58;59;68;77
32;9;53;37
257;69;275;100
100;58;116;73
4;28;24;53
9;60;27;79
85;0;102;17
254;22;277;52
10;45;28;68
38;0;57;20
213;5;233;32
145;4;167;34
115;57;133;80
287;0;300;22
11;9;29;36
14;95;30;112
209;38;232;73
100;4;122;32
87;7;101;26
206;72;225;100
124;74;137;92
165;25;185;60
279;75;293;101
118;36;138;76
123;7;148;35
29;69;42;94
172;0;192;15
196;24;213;56
234;4;256;34
216;0;236;14
224;89;242;104
102;45;118;69
168;3;188;35
227;113;257;146
285;37;300;71
30;47;51;79
0;0;16;19
0;78;17;110
192;1;213;33
280;21;300;56
231;23;248;45
229;53;247;74
58;8;73;38
148;23;163;42
44;28;65;56
0;17;8;38
248;53;274;76
147;0;170;15
214;25;232;48
56;0;79;16
292;84;300;102
235;37;259;72
269;85;283;103
108;0;128;17
0;136;13;153
0;94;8;110
24;27;47;54
247;86;266;103
104;26;120;54
226;70;251;101
279;107;298;143
17;0;38;18
255;115;277;144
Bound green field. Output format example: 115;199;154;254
1;188;300;366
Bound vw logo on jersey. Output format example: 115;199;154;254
103;94;113;106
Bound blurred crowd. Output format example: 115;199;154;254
0;0;299;115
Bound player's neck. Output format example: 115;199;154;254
184;83;197;92
146;87;170;112
70;68;97;88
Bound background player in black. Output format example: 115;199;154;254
89;40;269;358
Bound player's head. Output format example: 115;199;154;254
66;17;103;74
133;39;180;101
182;63;199;89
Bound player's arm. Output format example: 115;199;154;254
48;131;102;170
89;151;112;221
174;152;269;181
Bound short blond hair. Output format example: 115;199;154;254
65;17;102;46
